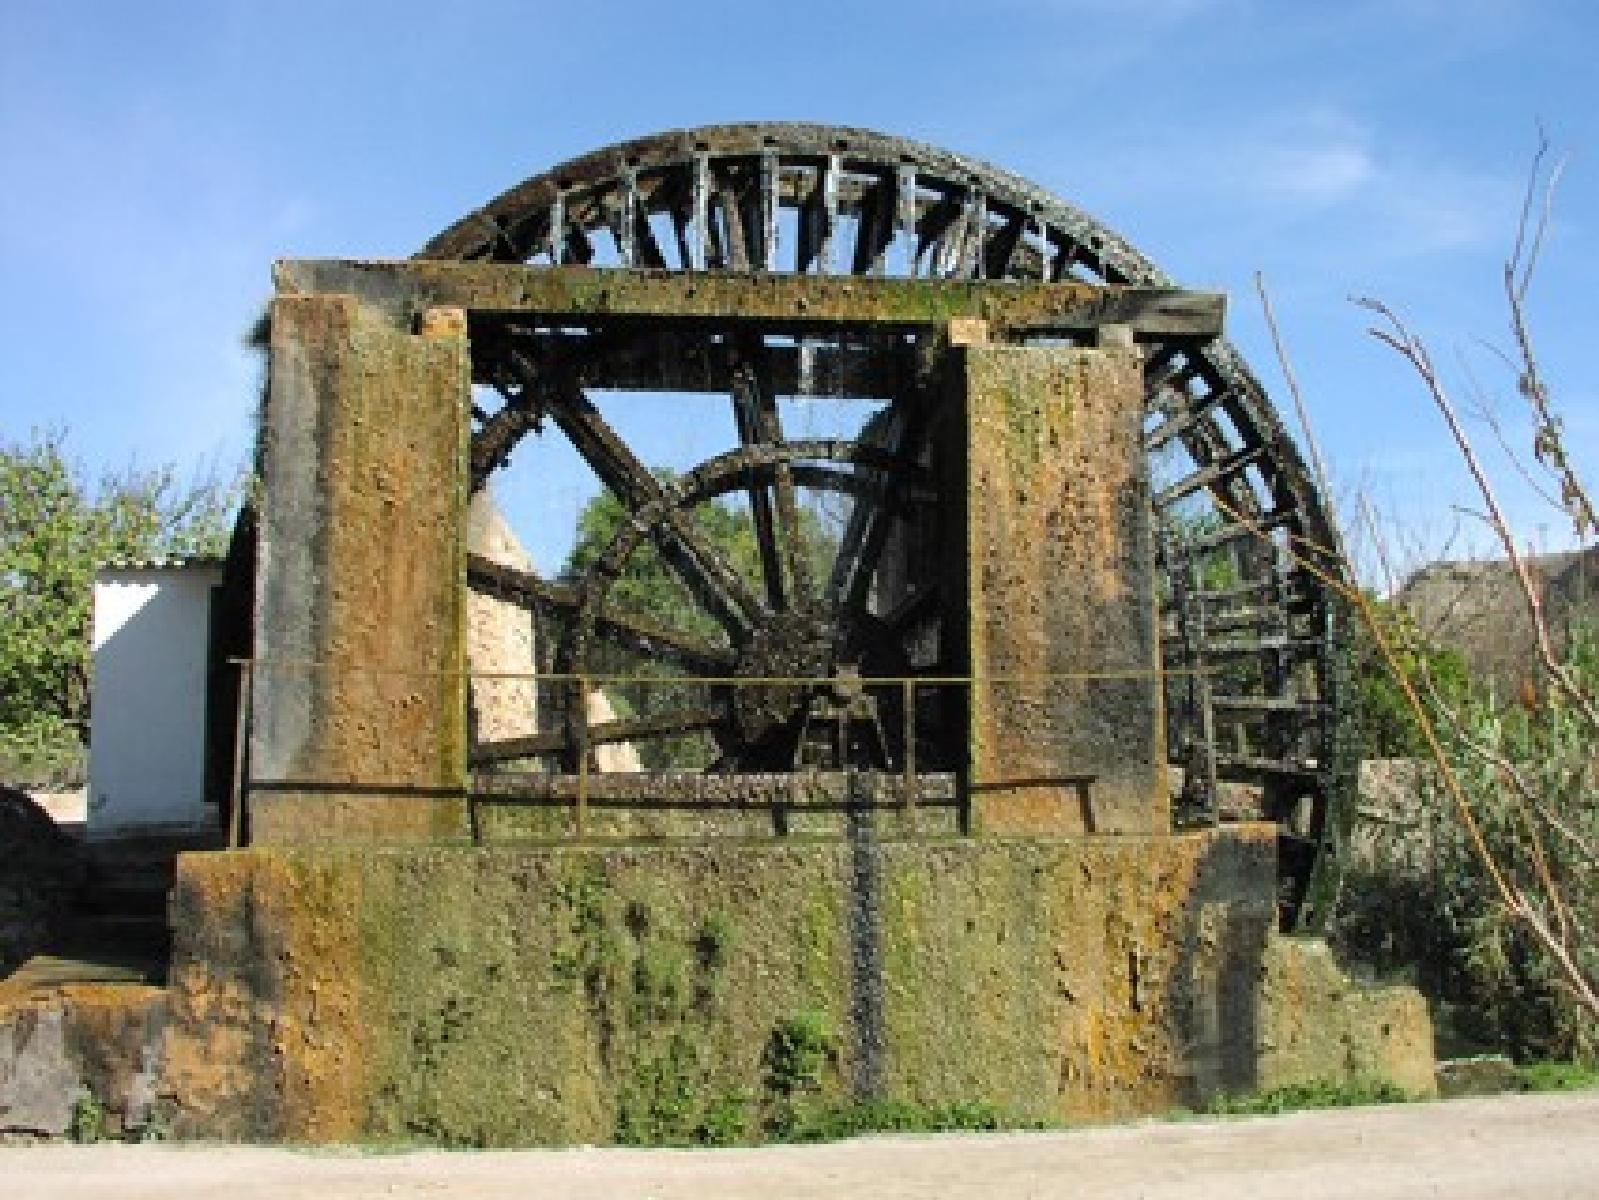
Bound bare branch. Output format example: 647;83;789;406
1501;137;1596;541
1308;137;1599;1030
1256;272;1336;525
1227;480;1598;1021
1358;297;1599;733
1458;350;1566;512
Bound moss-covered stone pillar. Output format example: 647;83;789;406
955;336;1166;834
248;296;470;844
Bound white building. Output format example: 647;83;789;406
89;559;224;837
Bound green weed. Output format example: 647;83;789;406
1517;1060;1599;1092
68;1093;106;1144
1204;1078;1411;1116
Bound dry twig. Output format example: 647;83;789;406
1229;145;1598;1023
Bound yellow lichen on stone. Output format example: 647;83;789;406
1256;935;1437;1098
149;827;1429;1145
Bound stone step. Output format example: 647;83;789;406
7;916;171;992
1;953;155;995
71;830;223;919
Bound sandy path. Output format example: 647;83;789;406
6;1091;1597;1199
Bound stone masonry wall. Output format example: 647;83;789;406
1;829;1434;1143
958;343;1165;836
160;828;1289;1145
249;297;471;844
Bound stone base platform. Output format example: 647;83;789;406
3;827;1433;1144
149;827;1428;1144
0;981;166;1139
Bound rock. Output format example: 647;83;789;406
0;787;83;979
1436;1055;1523;1099
0;1005;79;1135
466;492;641;772
0;984;168;1138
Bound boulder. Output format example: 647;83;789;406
0;787;82;979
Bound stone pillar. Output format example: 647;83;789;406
955;337;1166;834
248;295;470;844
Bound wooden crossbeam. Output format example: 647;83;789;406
274;260;1225;340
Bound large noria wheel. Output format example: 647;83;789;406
426;123;1355;932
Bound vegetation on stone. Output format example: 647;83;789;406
67;1092;107;1144
1335;626;1598;1062
1352;599;1471;759
1515;1059;1599;1092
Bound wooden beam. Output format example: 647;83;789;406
275;260;1226;341
471;330;904;396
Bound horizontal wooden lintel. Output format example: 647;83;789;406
274;260;1225;340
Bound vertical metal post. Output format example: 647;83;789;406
575;674;590;837
1190;548;1219;819
227;659;253;850
901;678;917;812
1163;521;1217;821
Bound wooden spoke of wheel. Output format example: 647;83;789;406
433;122;1351;931
472;705;730;764
467;554;736;676
729;333;812;611
568;439;937;664
503;349;765;642
827;396;936;613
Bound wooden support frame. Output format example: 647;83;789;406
275;260;1225;342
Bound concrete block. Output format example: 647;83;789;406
0;984;168;1138
1257;936;1437;1098
954;344;1165;834
161;827;1284;1144
249;294;471;844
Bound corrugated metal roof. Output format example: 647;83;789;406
98;554;227;572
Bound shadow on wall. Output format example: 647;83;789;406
0;787;84;977
1168;831;1271;1105
90;567;221;836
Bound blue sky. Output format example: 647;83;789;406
2;0;1595;578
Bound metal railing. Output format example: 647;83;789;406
226;657;1210;847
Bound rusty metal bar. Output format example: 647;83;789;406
235;657;1211;685
902;678;916;812
227;658;253;850
575;674;590;835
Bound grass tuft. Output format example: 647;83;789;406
1203;1078;1411;1116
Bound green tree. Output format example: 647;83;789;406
1354;596;1472;759
0;429;239;785
1432;623;1598;1060
1338;623;1597;1061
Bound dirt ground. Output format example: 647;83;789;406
6;1091;1596;1199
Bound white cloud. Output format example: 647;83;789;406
1250;142;1376;206
1077;106;1516;265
